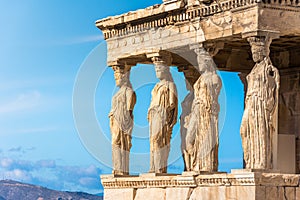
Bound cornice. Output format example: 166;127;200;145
100;172;299;189
96;0;300;40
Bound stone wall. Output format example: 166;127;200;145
279;68;300;173
101;172;300;200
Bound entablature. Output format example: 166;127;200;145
96;0;300;71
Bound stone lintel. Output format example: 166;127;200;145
96;2;299;40
97;0;300;68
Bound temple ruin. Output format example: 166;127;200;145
96;0;300;199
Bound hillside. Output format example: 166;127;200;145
0;180;103;200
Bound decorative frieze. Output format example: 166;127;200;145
101;175;197;189
98;0;251;40
101;172;300;189
97;0;300;41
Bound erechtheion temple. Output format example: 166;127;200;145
96;0;300;199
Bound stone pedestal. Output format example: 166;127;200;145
101;172;300;200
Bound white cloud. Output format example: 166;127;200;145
8;146;22;152
36;160;56;168
79;177;99;188
3;169;33;182
7;146;36;154
0;158;14;168
0;157;103;194
0;158;32;171
0;91;41;114
55;34;104;46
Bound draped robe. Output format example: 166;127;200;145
109;86;136;174
148;80;178;173
240;57;279;169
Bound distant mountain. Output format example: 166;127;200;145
0;180;103;200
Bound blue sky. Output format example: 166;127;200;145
0;0;244;195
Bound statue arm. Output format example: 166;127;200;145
126;89;136;118
266;65;279;113
169;83;178;106
168;83;178;127
214;75;222;95
167;107;177;127
212;74;222;114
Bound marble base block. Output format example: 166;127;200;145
101;172;300;200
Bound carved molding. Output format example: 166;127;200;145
100;173;300;189
97;0;299;40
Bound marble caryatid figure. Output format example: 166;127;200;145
148;56;178;173
178;66;200;171
240;36;279;170
185;48;222;172
109;65;136;175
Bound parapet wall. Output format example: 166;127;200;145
101;171;300;200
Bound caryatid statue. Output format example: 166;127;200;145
148;55;178;173
178;66;200;171
109;65;136;175
185;47;222;172
240;36;279;170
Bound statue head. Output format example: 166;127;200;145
154;61;172;81
178;66;200;91
152;53;173;81
196;48;217;73
247;36;271;63
112;65;131;87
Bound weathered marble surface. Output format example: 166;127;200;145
96;0;300;67
185;48;221;172
178;66;200;171
101;172;300;200
279;68;300;173
148;54;178;173
97;0;300;199
240;36;280;170
109;65;136;175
